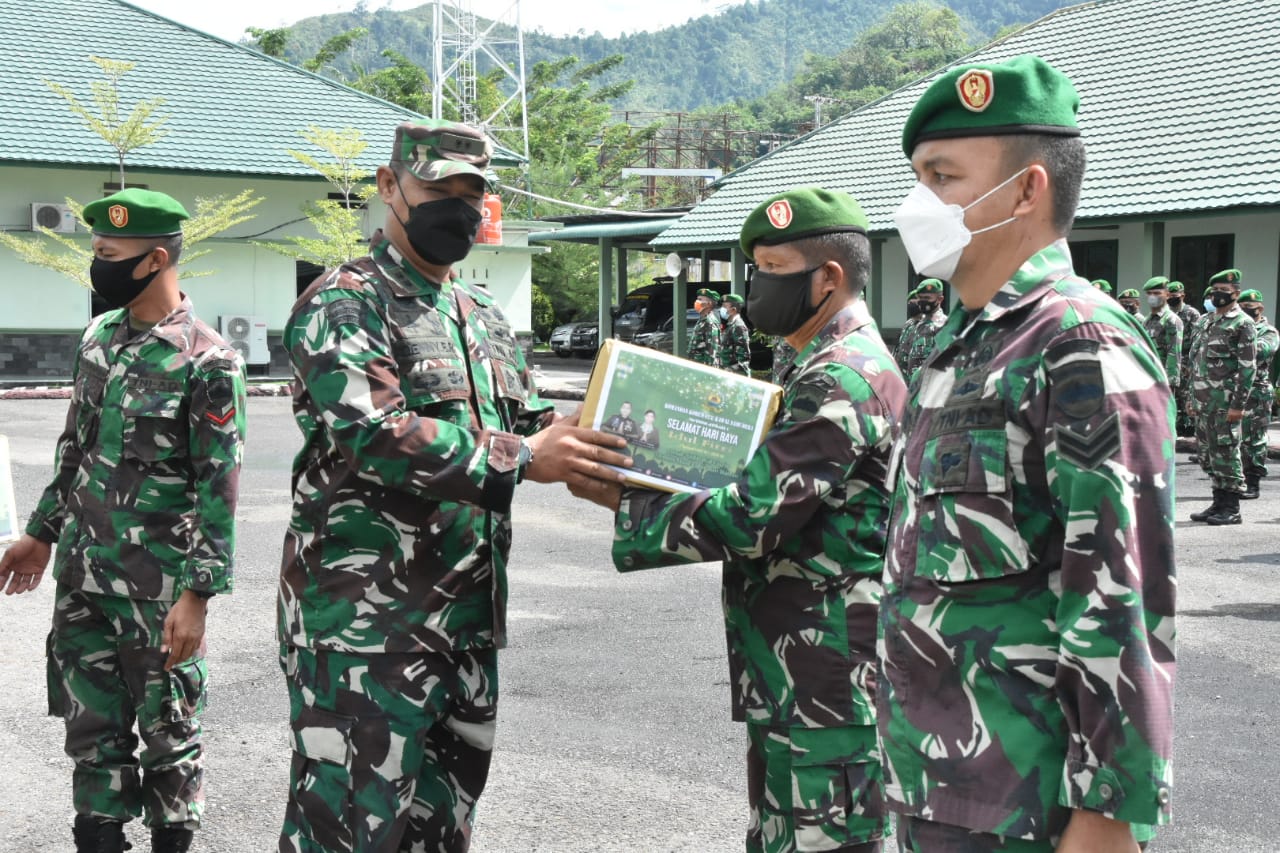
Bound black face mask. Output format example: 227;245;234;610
744;265;830;337
1211;290;1235;308
1122;303;1139;315
1244;307;1264;320
394;178;482;266
1167;297;1183;309
90;251;160;309
918;301;938;316
905;302;922;319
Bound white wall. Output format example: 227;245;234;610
1;163;538;336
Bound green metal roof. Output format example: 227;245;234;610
0;0;524;177
654;0;1280;248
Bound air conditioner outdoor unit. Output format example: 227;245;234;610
30;202;77;234
219;314;270;365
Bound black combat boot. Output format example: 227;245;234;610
1243;474;1261;500
1190;489;1222;522
150;826;194;853
73;815;131;853
1206;490;1243;525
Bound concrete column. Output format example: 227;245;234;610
598;238;613;342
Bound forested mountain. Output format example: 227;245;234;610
277;0;1075;112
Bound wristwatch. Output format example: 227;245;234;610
191;589;215;600
516;439;534;484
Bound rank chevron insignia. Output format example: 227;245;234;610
1054;412;1122;470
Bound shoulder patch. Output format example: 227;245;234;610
1047;338;1105;420
325;298;364;328
1054;413;1121;471
788;372;837;422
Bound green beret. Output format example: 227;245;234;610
916;279;944;295
1167;281;1185;293
1118;289;1141;299
1240;289;1264;302
907;288;921;299
1091;279;1113;293
1142;276;1171;291
695;288;720;301
902;55;1080;156
1209;269;1243;286
83;189;189;237
722;293;745;306
392;118;492;185
739;187;867;258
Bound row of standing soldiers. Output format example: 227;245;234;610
898;270;1277;524
686;287;754;374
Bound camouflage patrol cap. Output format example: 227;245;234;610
1167;281;1185;293
902;55;1080;155
1240;289;1264;302
392;119;493;186
739;187;867;259
1143;276;1171;291
83;188;189;237
1091;279;1113;293
695;288;721;301
1209;269;1243;286
722;293;745;306
916;279;944;296
1118;288;1141;299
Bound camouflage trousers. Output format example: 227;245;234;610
1241;393;1272;478
746;723;887;853
895;815;1154;851
279;645;498;853
46;584;207;829
1195;408;1244;492
1174;383;1196;437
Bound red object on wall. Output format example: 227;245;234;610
477;194;503;245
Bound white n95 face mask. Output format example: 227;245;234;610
893;168;1028;281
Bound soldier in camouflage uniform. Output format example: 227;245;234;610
277;119;630;853
882;56;1175;851
902;279;947;382
0;189;246;853
1116;287;1143;320
1188;268;1256;524
1237;289;1277;499
1167;281;1200;436
1141;276;1183;394
689;287;723;366
892;287;923;372
575;187;907;853
720;293;753;374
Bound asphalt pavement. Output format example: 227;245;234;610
1;396;1278;852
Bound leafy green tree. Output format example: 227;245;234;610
45;56;171;189
255;126;377;268
530;283;556;341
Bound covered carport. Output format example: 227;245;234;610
528;212;752;358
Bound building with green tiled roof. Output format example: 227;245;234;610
650;0;1280;336
0;0;537;378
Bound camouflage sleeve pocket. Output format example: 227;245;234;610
163;658;208;723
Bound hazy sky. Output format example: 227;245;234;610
129;0;748;43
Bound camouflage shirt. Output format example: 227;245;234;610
278;231;553;655
688;312;722;367
1248;315;1278;404
903;308;947;382
893;317;923;373
1189;305;1256;412
27;298;246;600
1143;305;1184;390
878;241;1176;839
1174;303;1201;356
613;300;907;727
720;313;752;375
